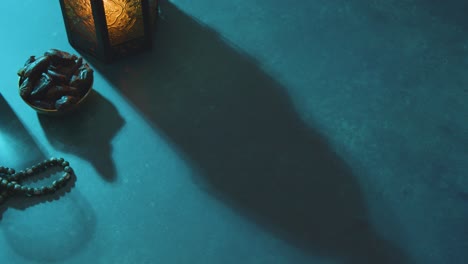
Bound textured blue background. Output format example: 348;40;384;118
0;0;467;263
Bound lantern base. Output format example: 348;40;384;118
69;35;153;63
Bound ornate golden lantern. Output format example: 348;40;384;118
59;0;158;62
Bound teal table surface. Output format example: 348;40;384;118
0;1;467;263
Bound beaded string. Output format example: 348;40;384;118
0;157;74;205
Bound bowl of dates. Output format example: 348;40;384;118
17;49;93;115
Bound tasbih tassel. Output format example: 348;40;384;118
0;157;74;205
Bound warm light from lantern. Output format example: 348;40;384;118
60;0;156;61
63;0;145;47
62;0;96;46
103;0;145;46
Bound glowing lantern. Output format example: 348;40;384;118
59;0;158;62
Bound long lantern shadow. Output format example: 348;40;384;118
92;2;412;263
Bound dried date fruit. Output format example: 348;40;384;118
32;100;54;110
45;85;80;101
20;56;50;79
30;73;53;98
70;65;93;94
44;49;77;66
17;56;36;76
24;56;36;66
55;95;78;111
47;69;68;84
67;57;83;80
19;77;34;98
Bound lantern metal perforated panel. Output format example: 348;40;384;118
59;0;157;62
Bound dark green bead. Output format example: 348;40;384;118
7;168;15;175
64;166;73;173
25;168;33;175
61;161;70;167
58;158;64;163
1;179;7;186
15;171;25;179
63;173;71;181
8;176;18;182
33;188;42;195
14;184;21;192
57;178;67;187
20;186;28;193
48;157;58;165
47;186;56;193
7;183;14;189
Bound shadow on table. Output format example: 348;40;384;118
0;94;70;216
38;90;125;182
91;1;411;263
2;189;96;263
0;95;95;262
415;0;468;31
